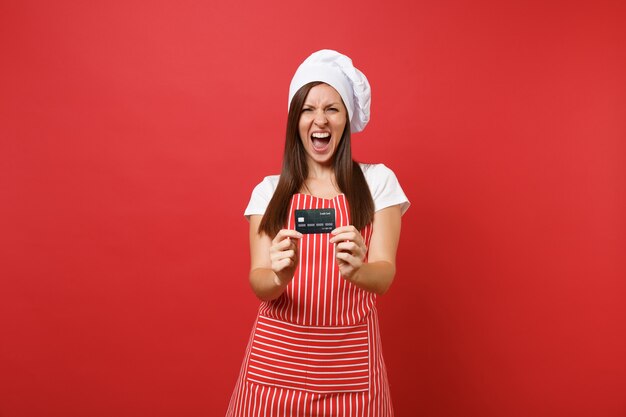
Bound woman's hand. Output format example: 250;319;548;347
270;229;302;286
329;225;367;281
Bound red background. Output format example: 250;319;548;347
1;1;625;416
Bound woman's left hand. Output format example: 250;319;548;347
329;225;367;281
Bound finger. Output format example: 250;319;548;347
331;225;358;235
329;231;362;244
272;249;296;261
335;257;348;268
335;241;362;254
272;236;299;252
273;258;294;272
335;251;361;267
273;229;303;243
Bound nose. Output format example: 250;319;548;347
314;109;327;125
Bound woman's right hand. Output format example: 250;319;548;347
270;229;302;286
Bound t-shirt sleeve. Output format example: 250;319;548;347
364;164;410;215
244;175;279;220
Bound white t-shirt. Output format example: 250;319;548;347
244;163;410;219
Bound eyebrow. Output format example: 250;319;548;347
303;102;342;107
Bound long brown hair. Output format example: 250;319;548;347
258;81;375;237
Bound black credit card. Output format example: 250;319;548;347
295;208;336;234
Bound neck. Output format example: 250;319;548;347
301;162;340;197
305;159;335;180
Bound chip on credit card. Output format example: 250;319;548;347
295;208;336;234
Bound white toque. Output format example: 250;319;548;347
288;49;371;133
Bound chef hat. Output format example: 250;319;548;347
288;49;371;133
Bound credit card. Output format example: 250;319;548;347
295;208;336;234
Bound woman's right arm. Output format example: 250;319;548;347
248;215;302;301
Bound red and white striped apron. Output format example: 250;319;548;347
227;194;394;417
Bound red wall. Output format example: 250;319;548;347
1;1;625;416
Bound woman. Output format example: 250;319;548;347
226;50;409;417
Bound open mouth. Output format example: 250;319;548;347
311;132;331;151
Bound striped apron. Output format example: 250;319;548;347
226;193;394;417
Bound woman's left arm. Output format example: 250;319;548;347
330;204;402;295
